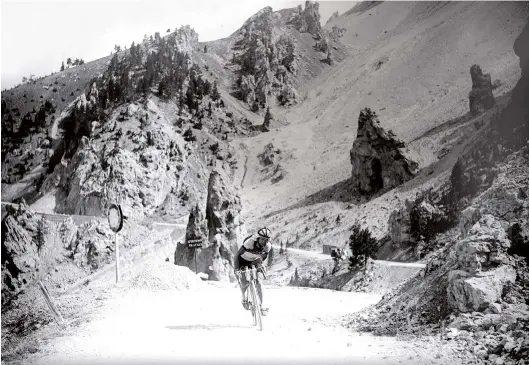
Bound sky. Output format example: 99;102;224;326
1;0;356;90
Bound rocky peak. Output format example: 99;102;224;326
241;6;274;34
468;64;495;115
290;1;322;36
169;25;199;55
350;108;418;195
232;7;298;110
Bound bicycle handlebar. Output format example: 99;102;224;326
235;266;267;281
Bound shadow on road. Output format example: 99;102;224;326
165;323;254;331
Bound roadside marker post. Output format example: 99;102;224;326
107;204;124;283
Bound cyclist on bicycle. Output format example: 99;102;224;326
234;227;272;316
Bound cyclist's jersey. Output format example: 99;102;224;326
238;235;271;263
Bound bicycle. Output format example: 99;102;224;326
235;266;266;331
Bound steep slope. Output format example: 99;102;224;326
231;1;527;233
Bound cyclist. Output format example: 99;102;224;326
234;227;271;316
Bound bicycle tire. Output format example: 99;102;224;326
250;281;263;331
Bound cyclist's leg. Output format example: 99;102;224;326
256;279;268;315
239;269;250;309
256;279;263;305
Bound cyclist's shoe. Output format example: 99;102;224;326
261;307;269;316
242;300;250;310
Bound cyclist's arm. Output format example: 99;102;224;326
234;245;246;272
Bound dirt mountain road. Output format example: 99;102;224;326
15;278;461;365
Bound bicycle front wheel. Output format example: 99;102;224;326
250;281;263;331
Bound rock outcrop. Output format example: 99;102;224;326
257;143;285;184
388;199;413;244
168;25;199;55
350;108;418;195
2;202;42;305
46;99;197;220
346;146;529;365
1;201;115;306
289;1;322;36
175;166;246;281
232;7;298;109
469;64;495;115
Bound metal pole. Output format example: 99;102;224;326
115;232;120;283
194;248;198;274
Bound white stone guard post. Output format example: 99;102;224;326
107;204;124;283
187;238;204;274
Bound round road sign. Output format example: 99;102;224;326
108;204;123;233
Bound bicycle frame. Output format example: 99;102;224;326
236;266;263;331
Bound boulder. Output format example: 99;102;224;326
447;265;516;312
350;108;418;195
469;64;495;115
451;215;511;274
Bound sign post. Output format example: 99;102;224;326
107;204;124;283
187;238;204;274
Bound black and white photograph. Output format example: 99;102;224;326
1;0;528;364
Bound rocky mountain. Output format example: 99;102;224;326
1;3;529;362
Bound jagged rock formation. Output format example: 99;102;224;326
469;64;495;115
257;143;285;184
232;7;299;109
168;25;199;55
289;1;322;36
350;108;418;195
175;166;246;281
1;202;43;305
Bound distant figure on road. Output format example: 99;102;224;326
331;247;343;274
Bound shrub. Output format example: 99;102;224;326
409;195;451;244
183;128;196;142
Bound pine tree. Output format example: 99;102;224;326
211;81;220;101
348;224;377;270
67;58;72;68
60;61;65;71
